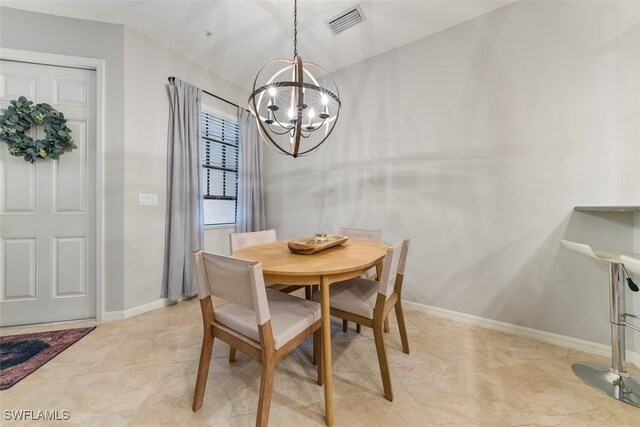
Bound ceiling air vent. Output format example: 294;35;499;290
326;4;366;35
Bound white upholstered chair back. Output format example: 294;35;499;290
229;229;277;254
398;239;410;276
378;241;404;299
194;251;270;326
339;226;382;242
621;255;640;275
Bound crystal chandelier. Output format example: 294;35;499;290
249;0;341;158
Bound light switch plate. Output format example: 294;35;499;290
139;193;158;206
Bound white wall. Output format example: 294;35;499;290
123;28;246;310
263;0;640;346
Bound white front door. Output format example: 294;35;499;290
0;60;96;326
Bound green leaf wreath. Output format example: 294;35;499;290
0;96;76;163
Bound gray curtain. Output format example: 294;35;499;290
236;109;265;233
162;78;204;300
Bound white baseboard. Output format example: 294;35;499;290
403;300;639;369
123;298;177;318
102;298;179;321
100;310;124;321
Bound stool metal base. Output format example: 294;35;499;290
572;362;640;408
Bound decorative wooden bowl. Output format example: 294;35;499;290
287;235;349;255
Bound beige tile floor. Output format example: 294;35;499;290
2;296;639;426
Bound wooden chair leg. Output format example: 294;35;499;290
395;301;410;354
256;354;276;427
228;347;237;363
312;329;318;366
343;319;362;333
192;334;214;411
384;317;390;333
313;329;323;385
305;286;312;300
373;322;393;402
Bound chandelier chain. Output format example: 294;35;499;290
293;0;298;57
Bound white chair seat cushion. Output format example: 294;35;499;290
361;268;377;281
215;289;320;350
266;282;295;292
312;277;378;319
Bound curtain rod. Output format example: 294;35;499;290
168;76;247;111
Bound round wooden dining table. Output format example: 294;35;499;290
233;238;388;426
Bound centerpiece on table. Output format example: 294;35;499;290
287;233;348;255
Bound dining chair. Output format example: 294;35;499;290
230;230;310;297
338;226;383;333
338;226;382;243
192;251;322;427
228;229;311;363
313;239;410;401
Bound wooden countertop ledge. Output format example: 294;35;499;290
574;206;640;213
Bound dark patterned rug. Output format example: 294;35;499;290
0;327;95;390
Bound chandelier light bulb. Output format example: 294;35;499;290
305;108;316;130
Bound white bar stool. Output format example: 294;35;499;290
561;240;640;407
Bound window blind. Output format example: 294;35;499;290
201;109;239;226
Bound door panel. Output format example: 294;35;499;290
0;72;38;100
53;119;87;214
0;60;96;326
52;236;86;298
0;155;37;213
52;78;87;107
0;237;37;301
